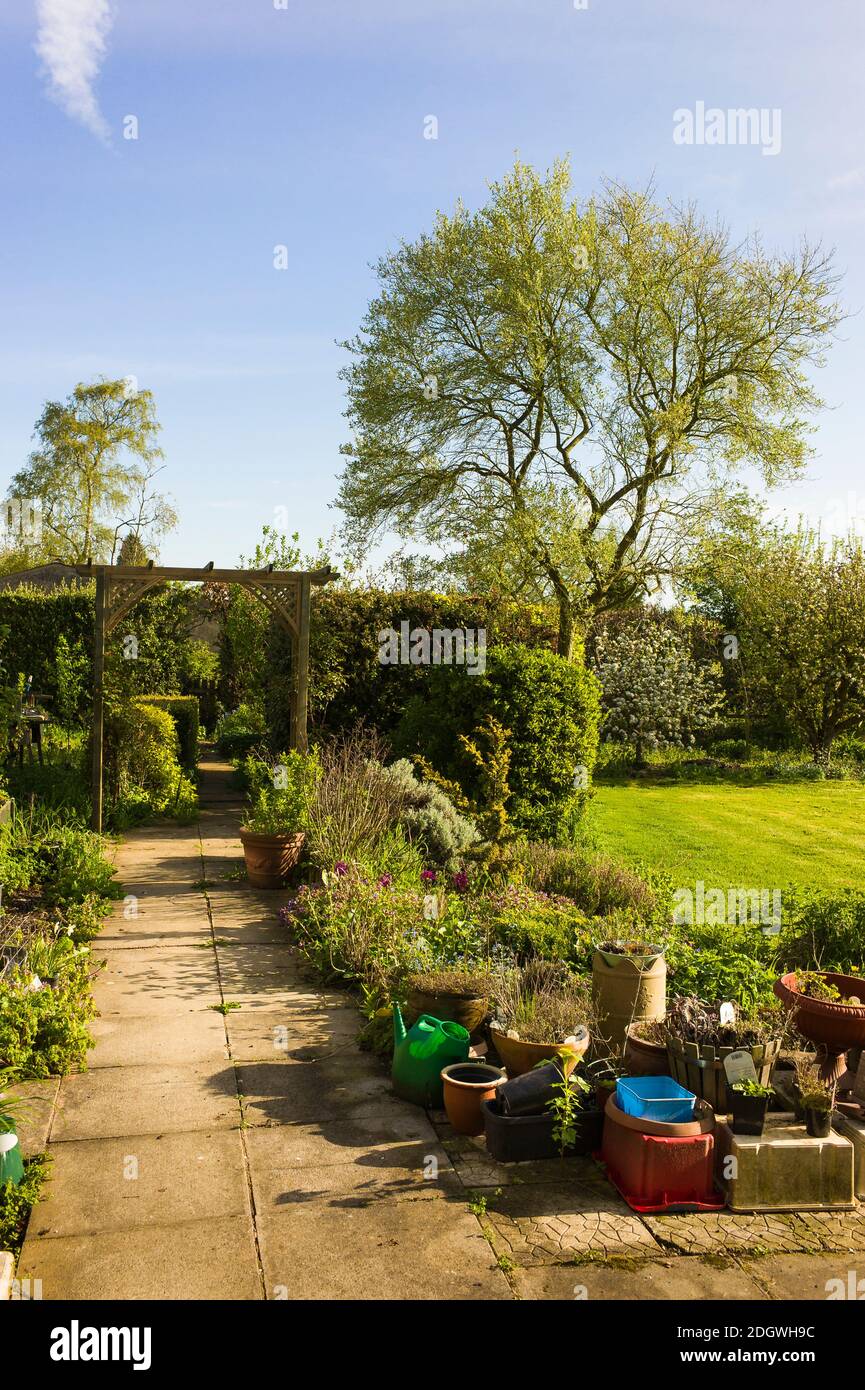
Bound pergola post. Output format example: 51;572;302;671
294;574;312;753
90;570;107;832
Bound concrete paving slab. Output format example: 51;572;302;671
92;946;222;1017
256;1191;511;1300
88;1009;228;1067
224;1009;359;1062
243;1110;442;1167
483;1184;663;1263
236;1056;405;1126
514;1257;768;1301
19;1214;262;1301
646;1208;865;1257
25;1131;251;1237
744;1252;865;1300
51;1064;239;1140
14;1077;60;1156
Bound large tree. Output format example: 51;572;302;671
5;378;175;565
337;160;841;657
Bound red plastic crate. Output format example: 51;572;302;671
601;1116;723;1213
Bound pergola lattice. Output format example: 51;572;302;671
74;564;336;830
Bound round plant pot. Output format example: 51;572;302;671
441;1062;506;1135
804;1106;832;1139
497;1062;566;1117
490;1025;589;1078
774;972;865;1081
482;1099;603;1161
239;829;305;890
603;1091;715;1138
407;988;488;1042
624;1023;669;1076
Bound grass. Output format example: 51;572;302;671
591;780;865;890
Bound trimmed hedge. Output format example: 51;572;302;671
137;695;200;770
263;588;558;748
394;643;602;841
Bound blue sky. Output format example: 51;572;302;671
1;0;863;565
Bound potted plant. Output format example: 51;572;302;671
663;996;787;1109
774;970;865;1084
239;750;319;889
441;1061;506;1135
489;961;592;1077
624;1020;669;1076
591;934;666;1055
794;1059;836;1138
482;1051;601;1161
730;1078;773;1136
406;966;491;1041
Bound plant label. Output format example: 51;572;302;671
719;1001;736;1026
723;1049;758;1086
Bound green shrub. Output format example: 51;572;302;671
377;760;478;867
137;695;199;770
395;644;601;841
513;840;667;920
779;887;865;974
0;951;99;1077
242;749;320;835
104;700;197;825
0;1154;48;1261
215;703;266;758
662;922;778;1010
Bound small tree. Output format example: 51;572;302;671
595;617;723;764
704;530;865;766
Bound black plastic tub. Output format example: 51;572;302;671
482;1100;603;1161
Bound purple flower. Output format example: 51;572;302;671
334;861;349;877
378;873;393;888
452;870;469;891
421;869;437;884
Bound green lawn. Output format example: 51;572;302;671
592;780;865;891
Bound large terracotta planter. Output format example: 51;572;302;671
624;1023;669;1076
603;1091;715;1138
592;946;666;1056
441;1062;505;1135
407;988;488;1041
239;828;305;889
490;1025;589;1078
774;972;865;1069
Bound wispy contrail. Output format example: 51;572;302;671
35;0;115;142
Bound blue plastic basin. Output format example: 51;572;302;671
616;1075;697;1124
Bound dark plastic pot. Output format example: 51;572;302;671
730;1091;769;1137
482;1100;602;1161
496;1061;563;1117
804;1105;832;1138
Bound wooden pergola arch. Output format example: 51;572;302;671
74;564;337;830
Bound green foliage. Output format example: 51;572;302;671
214;703;266;758
376;759;478;867
547;1061;592;1156
104;699;197;826
242;749;320;835
396;643;601;841
0;1154;48;1260
732;1078;774;1098
0;953;98;1077
54;633;90;739
137;695;200;770
512;839;667;921
779;887;865;974
663;922;778;1010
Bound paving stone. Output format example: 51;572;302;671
256;1190;511;1300
482;1184;662;1264
12;1077;60;1157
92;946;221;1017
24;1131;251;1237
514;1256;768;1301
236;1054;404;1126
51;1064;239;1140
88;1009;229;1067
744;1252;865;1301
19;1215;261;1300
247;1127;459;1210
431;1117;611;1189
645;1209;865;1257
224;1007;360;1062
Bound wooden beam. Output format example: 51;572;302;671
72;564;337;586
90;569;106;832
294;574;312;753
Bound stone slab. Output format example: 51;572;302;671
92;946;221;1019
645;1208;865;1257
482;1184;663;1264
834;1111;865;1199
245;1110;441;1166
19;1214;261;1300
717;1116;854;1212
24;1131;251;1237
88;1009;229;1067
256;1191;511;1300
13;1077;60;1156
224;1008;359;1063
51;1064;239;1140
514;1257;767;1301
235;1055;404;1126
747;1253;865;1301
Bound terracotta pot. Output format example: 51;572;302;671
441;1062;505;1135
239;828;305;889
406;988;488;1041
490;1025;589;1078
592;948;666;1056
624;1024;669;1076
774;972;865;1057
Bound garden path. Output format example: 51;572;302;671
15;765;865;1300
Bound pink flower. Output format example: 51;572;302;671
421;869;437;884
334;861;349;877
452;870;469;891
378;873;393;888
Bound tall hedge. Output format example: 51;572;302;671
137;695;200;770
263;588;557;748
393;643;601;841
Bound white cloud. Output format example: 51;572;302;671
35;0;115;142
827;168;864;192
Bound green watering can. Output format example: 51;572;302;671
391;1002;470;1108
0;1118;24;1188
